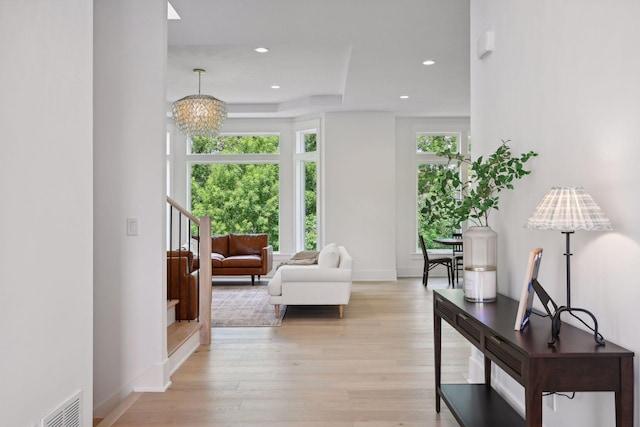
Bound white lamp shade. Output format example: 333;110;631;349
525;186;612;232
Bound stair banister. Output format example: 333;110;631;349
166;196;212;345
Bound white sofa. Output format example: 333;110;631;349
267;244;353;318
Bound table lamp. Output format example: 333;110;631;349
525;186;611;345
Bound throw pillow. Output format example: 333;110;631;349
290;250;319;262
318;243;340;268
181;238;199;254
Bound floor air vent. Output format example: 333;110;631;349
41;390;82;427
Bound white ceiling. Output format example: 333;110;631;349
167;0;470;118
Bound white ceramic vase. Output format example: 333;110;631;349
462;226;497;302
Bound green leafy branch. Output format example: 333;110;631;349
423;140;537;229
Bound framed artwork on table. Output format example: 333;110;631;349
514;248;543;331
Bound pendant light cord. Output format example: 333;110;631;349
193;68;206;95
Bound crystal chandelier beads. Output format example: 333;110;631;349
172;69;227;139
172;94;227;139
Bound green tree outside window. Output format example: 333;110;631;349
190;135;280;250
302;133;317;250
417;135;460;250
191;135;279;154
304;161;317;250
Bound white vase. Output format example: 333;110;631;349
462;226;497;302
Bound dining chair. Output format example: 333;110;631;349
452;232;463;284
419;235;453;287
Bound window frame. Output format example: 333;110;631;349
294;128;319;252
415;132;467;253
186;132;282;250
187;132;281;155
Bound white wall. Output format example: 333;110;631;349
471;1;640;425
395;117;470;278
323;112;397;280
0;1;94;426
93;0;168;417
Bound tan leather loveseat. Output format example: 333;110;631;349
194;233;273;285
167;250;198;320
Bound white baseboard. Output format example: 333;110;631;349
132;359;172;392
95;392;142;427
93;380;134;419
352;269;397;281
169;330;200;375
396;266;450;278
94;338;197;418
94;363;168;418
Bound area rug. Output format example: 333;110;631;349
211;285;286;327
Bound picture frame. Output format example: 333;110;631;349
514;248;543;331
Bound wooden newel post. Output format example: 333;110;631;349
198;216;212;344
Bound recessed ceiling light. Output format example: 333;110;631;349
400;95;409;99
271;85;281;89
254;47;269;53
422;59;436;65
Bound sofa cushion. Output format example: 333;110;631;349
290;250;319;261
211;235;229;257
211;252;225;268
229;233;267;256
318;243;340;268
338;246;353;269
267;269;283;296
221;255;263;268
180;238;199;255
167;250;194;272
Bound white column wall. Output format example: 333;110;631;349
93;0;168;417
0;1;94;426
323;112;397;280
471;1;640;425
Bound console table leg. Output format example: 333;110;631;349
434;306;442;413
484;355;491;386
616;357;634;426
524;385;543;427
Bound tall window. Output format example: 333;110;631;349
295;130;318;251
416;134;461;250
189;135;280;250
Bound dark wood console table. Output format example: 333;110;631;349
433;289;634;427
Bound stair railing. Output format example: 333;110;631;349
166;196;212;345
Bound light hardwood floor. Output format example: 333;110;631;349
112;278;470;426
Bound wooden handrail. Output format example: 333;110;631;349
166;196;200;225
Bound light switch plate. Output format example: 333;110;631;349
127;217;139;236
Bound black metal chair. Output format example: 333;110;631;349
452;232;463;285
419;235;453;287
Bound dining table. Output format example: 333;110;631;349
433;237;463;284
433;237;463;246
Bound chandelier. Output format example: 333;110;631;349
172;68;227;139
